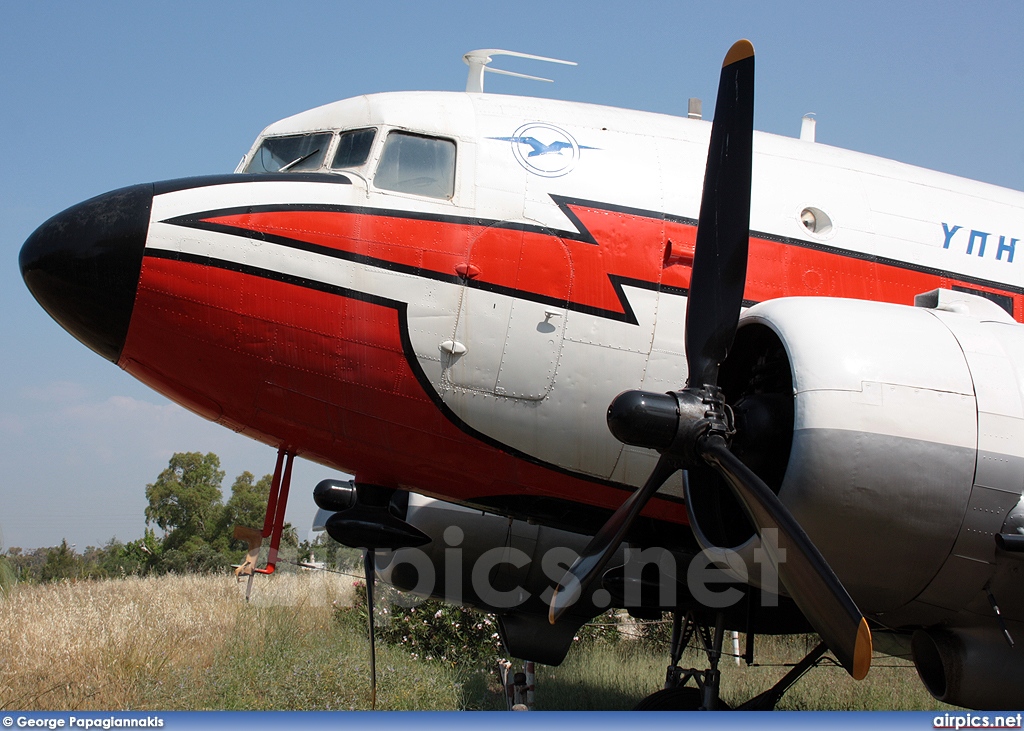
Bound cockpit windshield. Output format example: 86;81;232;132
374;131;456;199
245;133;333;173
331;128;376;170
241;127;457;200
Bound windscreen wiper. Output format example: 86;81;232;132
279;148;321;172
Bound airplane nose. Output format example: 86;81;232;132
19;183;153;363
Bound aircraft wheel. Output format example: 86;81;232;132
633;687;732;711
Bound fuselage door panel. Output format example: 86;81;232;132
444;224;571;401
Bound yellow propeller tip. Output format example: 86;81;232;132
852;617;873;680
723;39;755;67
548;589;560;625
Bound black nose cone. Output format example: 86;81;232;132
20;184;153;363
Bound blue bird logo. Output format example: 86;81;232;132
493;136;582;157
489;123;598;177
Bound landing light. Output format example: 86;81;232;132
800;206;833;236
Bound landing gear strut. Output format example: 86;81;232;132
634;610;833;711
635;611;731;710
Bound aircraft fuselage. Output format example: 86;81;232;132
20;89;1024;615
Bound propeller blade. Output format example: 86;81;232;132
685;39;755;389
552;41;755;626
697;434;872;679
549;455;677;624
600;40;872;682
363;549;378;710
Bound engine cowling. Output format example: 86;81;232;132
720;289;1024;619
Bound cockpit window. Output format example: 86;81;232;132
331;128;376;170
245;133;332;173
374;131;456;200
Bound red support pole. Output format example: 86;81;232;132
258;450;294;574
261;449;286;538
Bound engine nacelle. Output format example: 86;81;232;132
374;493;616;616
724;289;1024;618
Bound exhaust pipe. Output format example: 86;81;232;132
912;626;1024;709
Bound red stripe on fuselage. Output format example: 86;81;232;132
200;203;1024;321
119;255;688;525
125;195;1024;533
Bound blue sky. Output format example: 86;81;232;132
1;1;1022;550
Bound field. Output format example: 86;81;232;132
0;572;954;711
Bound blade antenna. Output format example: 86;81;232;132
463;49;576;93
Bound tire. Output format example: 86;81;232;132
633;687;733;711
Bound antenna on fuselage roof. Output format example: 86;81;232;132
463;49;576;93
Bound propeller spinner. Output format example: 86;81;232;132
548;40;872;681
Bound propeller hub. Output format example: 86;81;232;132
606;390;679;450
606;387;734;465
674;386;735;465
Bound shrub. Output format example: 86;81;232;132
339;582;505;667
336;585;682;670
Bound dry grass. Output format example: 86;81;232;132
0;572;366;710
0;573;955;711
533;632;957;711
2;574;235;709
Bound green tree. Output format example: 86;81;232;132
145;452;226;550
139;452;305;574
40;539;80;582
220;471;272;536
95;532;160;577
5;547;47;583
217;471;301;559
